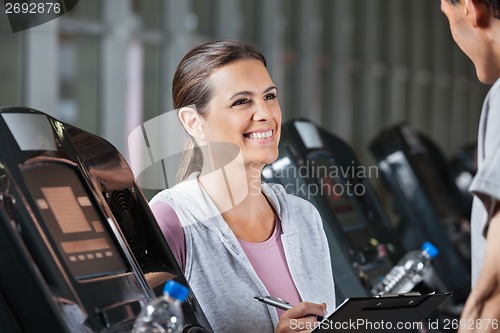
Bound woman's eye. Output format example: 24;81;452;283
265;93;277;100
232;98;250;107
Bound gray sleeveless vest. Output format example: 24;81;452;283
150;179;336;333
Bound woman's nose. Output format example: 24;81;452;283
252;102;272;122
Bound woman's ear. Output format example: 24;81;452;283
178;106;205;141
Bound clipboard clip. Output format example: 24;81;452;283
375;291;423;298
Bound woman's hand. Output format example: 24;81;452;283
275;302;327;333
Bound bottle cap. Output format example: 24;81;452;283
421;242;439;258
163;280;189;302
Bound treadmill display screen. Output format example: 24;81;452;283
22;164;128;280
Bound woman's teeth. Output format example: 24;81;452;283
245;130;273;139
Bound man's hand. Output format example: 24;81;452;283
275;302;327;333
459;209;500;333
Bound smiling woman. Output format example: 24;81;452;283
172;42;280;183
149;40;336;333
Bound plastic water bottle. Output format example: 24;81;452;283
132;280;189;333
371;242;439;295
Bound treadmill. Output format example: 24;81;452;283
369;123;471;304
0;106;213;332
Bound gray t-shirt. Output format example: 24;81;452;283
469;78;500;286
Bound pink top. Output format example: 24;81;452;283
150;201;302;317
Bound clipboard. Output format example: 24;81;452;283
312;292;452;333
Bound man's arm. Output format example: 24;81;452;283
459;203;500;333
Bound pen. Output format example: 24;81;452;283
254;295;293;311
254;296;324;321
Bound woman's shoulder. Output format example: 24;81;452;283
148;194;186;271
149;179;199;204
148;188;174;208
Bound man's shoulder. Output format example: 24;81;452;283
491;77;500;93
485;78;500;128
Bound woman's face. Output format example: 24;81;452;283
200;58;282;168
